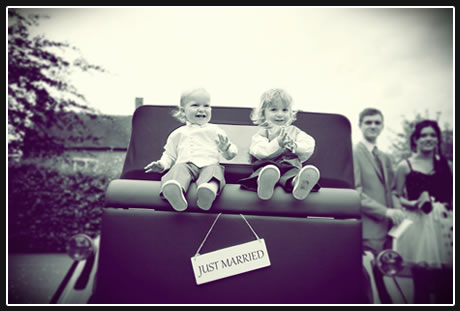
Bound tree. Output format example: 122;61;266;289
8;8;106;158
389;110;453;165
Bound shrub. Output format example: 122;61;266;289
8;162;111;253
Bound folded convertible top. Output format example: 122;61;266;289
121;105;354;188
105;179;360;219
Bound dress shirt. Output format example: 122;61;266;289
250;125;315;162
158;123;238;170
362;140;383;171
361;139;377;154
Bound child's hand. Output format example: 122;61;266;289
144;161;164;173
285;139;297;152
217;134;237;160
276;127;287;146
217;134;231;152
277;128;294;149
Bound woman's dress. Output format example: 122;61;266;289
395;159;453;266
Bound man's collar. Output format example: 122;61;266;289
361;139;377;153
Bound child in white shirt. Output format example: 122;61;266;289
144;88;237;211
239;88;320;200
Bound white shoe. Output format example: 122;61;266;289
196;183;217;211
257;165;280;200
292;165;320;200
161;180;188;211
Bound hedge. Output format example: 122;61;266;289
8;162;111;253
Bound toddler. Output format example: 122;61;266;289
144;88;237;211
239;88;320;200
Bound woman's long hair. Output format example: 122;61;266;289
410;119;452;207
410;119;442;155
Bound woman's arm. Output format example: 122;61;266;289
395;161;418;210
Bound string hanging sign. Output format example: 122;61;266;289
191;213;271;285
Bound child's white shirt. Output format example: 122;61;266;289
158;123;238;170
250;125;315;163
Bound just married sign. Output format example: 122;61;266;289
191;239;271;285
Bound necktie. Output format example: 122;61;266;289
373;146;393;208
372;146;384;177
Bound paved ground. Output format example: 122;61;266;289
7;253;73;305
384;276;414;304
6;252;417;305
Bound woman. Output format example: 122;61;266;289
394;120;453;266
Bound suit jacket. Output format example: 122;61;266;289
353;142;400;241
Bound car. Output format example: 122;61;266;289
51;105;451;304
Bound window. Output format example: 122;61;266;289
72;157;98;172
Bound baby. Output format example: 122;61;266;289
239;88;320;200
145;88;237;211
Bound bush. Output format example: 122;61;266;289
8;162;111;253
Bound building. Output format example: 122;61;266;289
61;113;132;178
14;100;141;179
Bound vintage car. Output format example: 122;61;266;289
50;105;452;304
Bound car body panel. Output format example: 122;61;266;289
53;105;371;304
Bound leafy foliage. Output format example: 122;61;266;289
8;8;105;157
388;111;453;165
8;162;109;253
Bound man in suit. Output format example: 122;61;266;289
353;108;405;303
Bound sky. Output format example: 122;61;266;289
13;6;454;152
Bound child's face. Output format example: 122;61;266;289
182;98;212;125
264;98;292;127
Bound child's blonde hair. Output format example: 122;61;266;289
171;88;211;123
250;88;297;127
